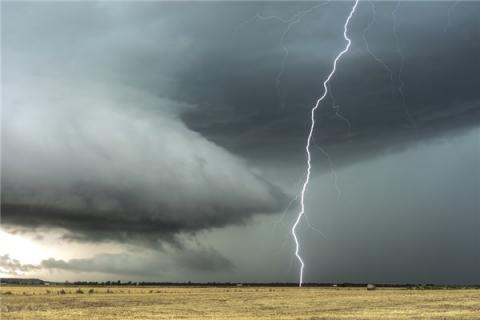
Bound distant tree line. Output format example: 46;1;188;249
2;278;478;289
64;281;479;289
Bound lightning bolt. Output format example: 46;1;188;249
273;3;329;108
314;140;342;201
291;0;359;287
363;0;395;85
392;1;417;131
254;2;329;109
364;0;415;131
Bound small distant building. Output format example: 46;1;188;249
367;284;376;290
236;283;243;287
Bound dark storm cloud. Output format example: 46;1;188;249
30;247;232;276
174;247;234;272
176;1;480;163
1;79;287;244
40;253;169;276
1;1;479;247
3;1;479;162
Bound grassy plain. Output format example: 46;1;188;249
1;285;479;319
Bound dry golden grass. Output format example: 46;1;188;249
1;285;479;319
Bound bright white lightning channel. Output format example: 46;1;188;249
291;0;360;287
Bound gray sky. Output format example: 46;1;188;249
1;1;479;285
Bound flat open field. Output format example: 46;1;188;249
1;286;479;319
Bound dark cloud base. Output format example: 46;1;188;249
1;194;287;245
